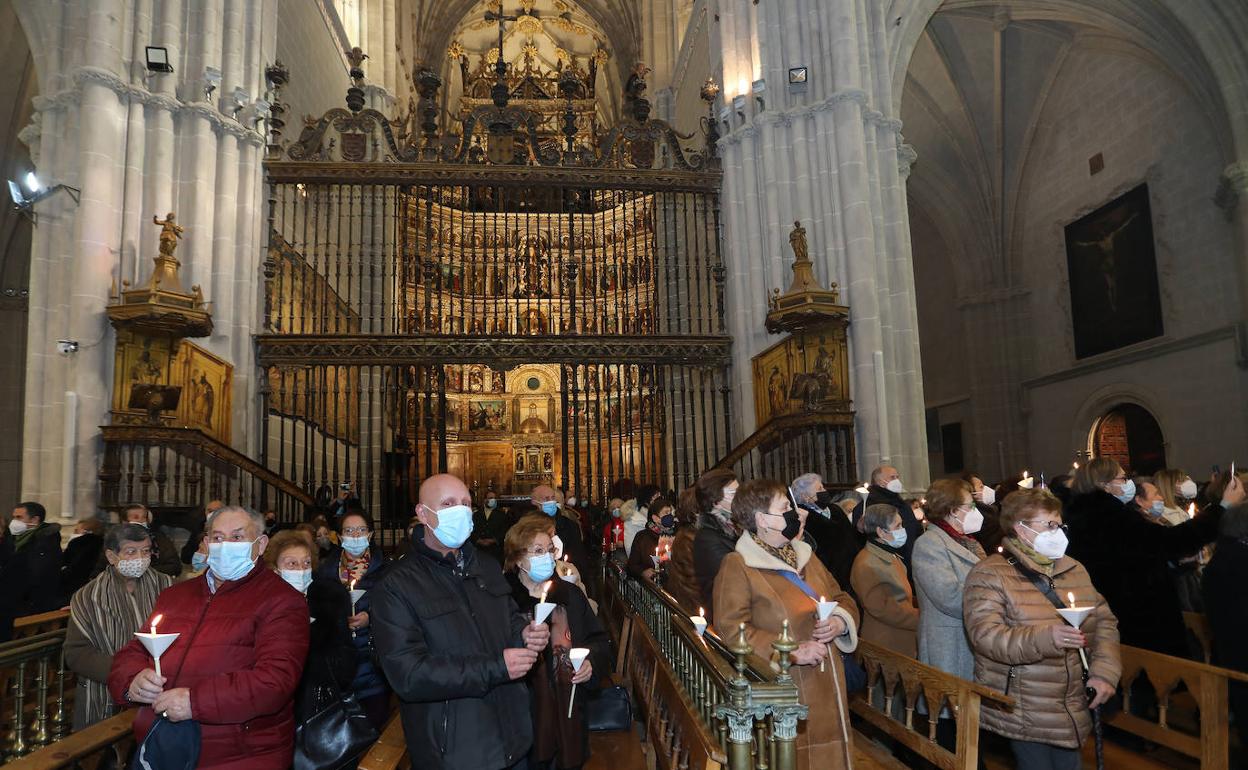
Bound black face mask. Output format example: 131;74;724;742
814;491;834;509
768;509;802;541
659;513;676;531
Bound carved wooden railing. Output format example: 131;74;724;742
604;563;819;770
99;424;315;520
2;711;135;769
852;639;1014;770
713;411;857;488
0;630;73;759
1107;644;1248;770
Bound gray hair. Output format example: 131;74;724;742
862;503;900;533
104;523;152;553
870;465;892;485
206;505;266;539
790;473;822;505
830;490;860;507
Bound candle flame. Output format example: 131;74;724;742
1022;469;1030;479
1067;592;1076;609
1073;461;1079;470
540;580;551;604
1188;503;1196;519
699;606;706;618
819;595;826;603
350;579;357;591
151;614;162;634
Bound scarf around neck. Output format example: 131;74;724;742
934;520;986;559
750;533;798;569
69;567;172;725
1006;536;1054;575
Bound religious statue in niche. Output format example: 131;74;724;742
491;369;505;392
524;308;546;335
516;451;525;472
513;237;551;298
445;365;463;391
468;366;484;393
1064;184;1163;358
543;451;553;472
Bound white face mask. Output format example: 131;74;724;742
8;519;29;536
552;534;564;560
280;568;313;594
1112;479;1136;504
1179;479;1198;499
958;507;984;535
886;478;906;495
116;557;150;579
566;497;578;507
1025;525;1069;560
978;486;996;506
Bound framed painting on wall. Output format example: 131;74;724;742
1064;184;1164;358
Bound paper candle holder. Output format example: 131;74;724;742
534;601;556;625
134;632;180;678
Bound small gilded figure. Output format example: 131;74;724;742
789;220;808;263
153;212;184;258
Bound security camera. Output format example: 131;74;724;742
56;340;79;355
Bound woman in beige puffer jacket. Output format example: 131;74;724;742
963;488;1121;770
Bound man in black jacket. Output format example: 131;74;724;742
860;465;922;564
791;473;861;600
371;474;549;770
1;501;64;642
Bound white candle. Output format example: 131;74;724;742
534;581;556;626
691;607;708;637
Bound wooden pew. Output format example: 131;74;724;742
850;639;1015;770
357;713;411;770
1107;643;1248;770
12;610;70;640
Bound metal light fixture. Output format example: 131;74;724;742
145;46;173;74
9;172;81;225
788;66;808;85
203;66;222;100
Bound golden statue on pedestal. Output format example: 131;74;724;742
153;212;185;258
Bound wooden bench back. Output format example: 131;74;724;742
850;639;1014;770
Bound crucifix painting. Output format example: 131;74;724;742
1064;184;1163;358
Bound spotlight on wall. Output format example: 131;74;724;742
145;46;174;74
788;66;808;85
203;66;222;101
9;172;81;225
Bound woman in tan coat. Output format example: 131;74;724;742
964;487;1121;770
850;503;920;657
713;479;860;770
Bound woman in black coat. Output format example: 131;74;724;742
1065;458;1241;657
262;531;355;724
1203;503;1248;754
504;515;611;770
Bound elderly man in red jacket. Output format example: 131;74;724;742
109;505;309;769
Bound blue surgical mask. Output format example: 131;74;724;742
525;553;555;583
888;528;908;549
540;500;559;517
431;504;474;548
280;568;312;594
341;535;370;557
207;540;258;582
486;499;498;509
1149;500;1165;517
1114;479;1136;505
191;551;208;571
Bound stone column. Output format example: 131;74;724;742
716;0;929;484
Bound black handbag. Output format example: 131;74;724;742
584;685;632;731
293;661;379;770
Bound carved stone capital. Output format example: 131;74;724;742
713;704;768;743
1215;162;1248;212
769;703;809;740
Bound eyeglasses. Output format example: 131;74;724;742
342;526;370;537
1112;475;1127;483
525;545;555;557
1020;520;1067;532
